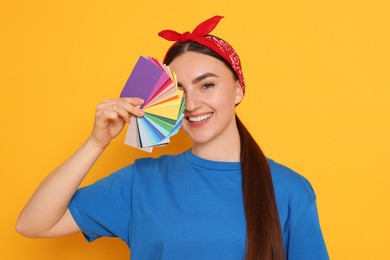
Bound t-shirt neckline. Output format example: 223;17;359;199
184;149;241;171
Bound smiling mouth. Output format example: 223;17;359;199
187;113;213;123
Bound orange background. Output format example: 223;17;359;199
1;0;389;259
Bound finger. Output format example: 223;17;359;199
110;104;132;123
97;100;144;118
109;99;143;117
96;98;144;115
98;97;144;106
122;97;144;106
94;109;119;131
128;105;144;118
103;109;119;121
95;107;127;126
96;101;116;112
99;99;113;104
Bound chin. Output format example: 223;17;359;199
186;132;215;146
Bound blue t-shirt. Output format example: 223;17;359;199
69;150;329;259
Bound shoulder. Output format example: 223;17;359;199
94;152;186;186
268;159;315;193
267;158;317;211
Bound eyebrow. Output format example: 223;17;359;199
192;72;219;84
177;72;219;87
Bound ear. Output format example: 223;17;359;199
234;80;244;105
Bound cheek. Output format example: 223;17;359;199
181;123;190;134
212;89;238;109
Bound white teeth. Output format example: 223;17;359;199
188;113;212;122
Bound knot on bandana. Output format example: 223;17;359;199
181;32;192;42
159;15;223;42
158;15;246;93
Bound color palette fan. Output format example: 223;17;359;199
120;56;185;152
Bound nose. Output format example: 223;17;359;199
184;89;201;112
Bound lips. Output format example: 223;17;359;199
187;113;213;123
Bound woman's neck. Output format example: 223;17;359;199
191;127;241;162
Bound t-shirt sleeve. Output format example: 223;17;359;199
286;179;329;260
68;164;134;246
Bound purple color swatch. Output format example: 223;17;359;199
120;56;163;107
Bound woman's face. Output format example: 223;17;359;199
169;51;243;147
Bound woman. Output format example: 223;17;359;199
16;16;329;260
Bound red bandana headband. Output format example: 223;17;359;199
158;15;246;93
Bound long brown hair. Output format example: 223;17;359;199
165;41;285;260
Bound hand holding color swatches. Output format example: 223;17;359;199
120;56;185;152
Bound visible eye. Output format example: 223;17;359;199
202;83;214;89
177;84;186;93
